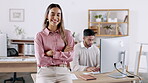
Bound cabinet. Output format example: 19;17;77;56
0;34;7;57
88;9;129;36
10;39;34;56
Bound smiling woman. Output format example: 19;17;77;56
34;3;74;83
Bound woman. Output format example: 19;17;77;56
34;3;74;83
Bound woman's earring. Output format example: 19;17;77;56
47;19;49;22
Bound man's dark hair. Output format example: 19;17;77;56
83;29;95;36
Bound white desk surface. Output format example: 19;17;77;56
0;56;36;63
0;56;37;72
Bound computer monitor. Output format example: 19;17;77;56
100;37;129;74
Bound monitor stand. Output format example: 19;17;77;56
109;51;127;78
108;72;126;78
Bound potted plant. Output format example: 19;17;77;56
72;32;80;44
14;25;25;39
103;25;113;35
94;15;102;22
103;25;112;29
72;32;75;38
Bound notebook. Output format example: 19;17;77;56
79;75;96;81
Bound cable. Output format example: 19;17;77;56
114;62;143;83
120;61;142;80
126;70;143;83
114;63;127;76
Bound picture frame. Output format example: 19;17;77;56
9;9;25;22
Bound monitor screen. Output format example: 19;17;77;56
100;37;129;73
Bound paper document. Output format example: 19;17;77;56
70;74;78;80
0;58;22;61
0;57;36;62
22;58;36;61
83;72;100;75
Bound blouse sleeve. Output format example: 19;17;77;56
52;30;74;62
34;33;51;65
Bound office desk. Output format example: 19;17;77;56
73;71;139;83
31;71;139;83
0;57;37;72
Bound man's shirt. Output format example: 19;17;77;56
70;42;100;71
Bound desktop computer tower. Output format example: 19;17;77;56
0;34;7;57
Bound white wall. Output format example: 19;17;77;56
0;0;148;71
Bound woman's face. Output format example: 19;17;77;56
48;7;62;27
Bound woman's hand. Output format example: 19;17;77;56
64;46;73;52
45;50;54;57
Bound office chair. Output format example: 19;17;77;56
4;48;25;83
4;72;25;83
136;43;148;75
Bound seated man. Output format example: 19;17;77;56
71;29;100;72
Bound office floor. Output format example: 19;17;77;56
0;72;34;83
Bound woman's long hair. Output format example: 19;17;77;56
43;3;67;45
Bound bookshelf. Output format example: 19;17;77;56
88;9;129;37
9;39;34;56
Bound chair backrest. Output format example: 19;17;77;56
136;43;148;75
136;44;143;75
7;48;18;57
